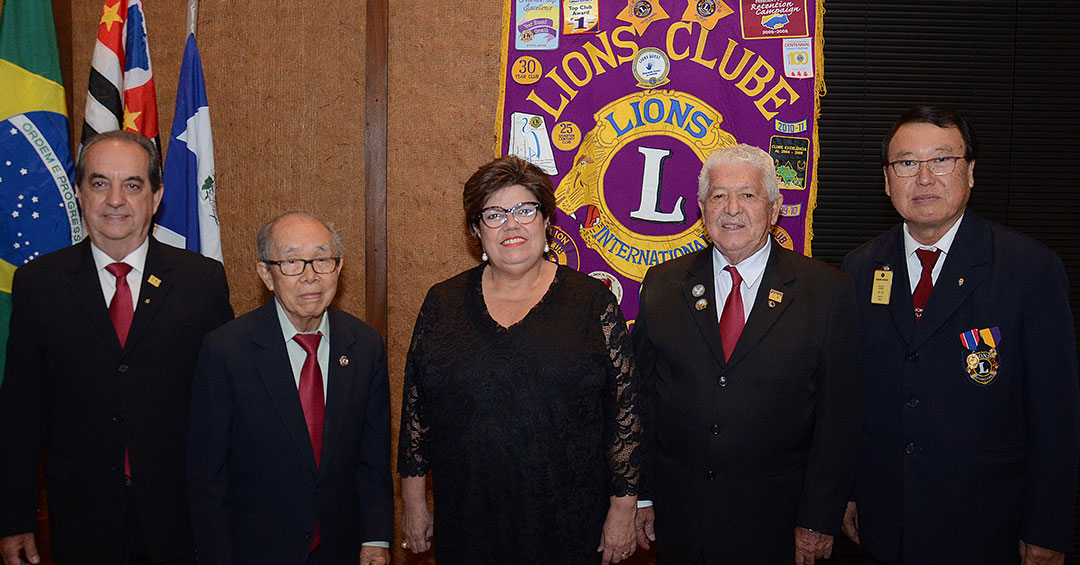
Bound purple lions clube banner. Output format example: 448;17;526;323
495;0;824;324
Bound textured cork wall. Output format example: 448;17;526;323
63;0;368;317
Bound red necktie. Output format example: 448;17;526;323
912;248;941;322
719;266;744;361
105;262;134;480
293;333;324;552
106;262;134;346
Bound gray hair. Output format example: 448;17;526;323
75;130;162;192
697;144;779;202
256;211;344;261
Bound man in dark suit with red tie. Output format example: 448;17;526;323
632;144;863;564
187;212;392;565
0;130;233;564
841;106;1079;564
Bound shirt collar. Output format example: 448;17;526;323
274;298;330;342
91;236;150;274
712;239;772;288
902;213;964;260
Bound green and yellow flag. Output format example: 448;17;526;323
0;0;83;384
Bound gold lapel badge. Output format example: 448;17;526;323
148;275;162;287
958;277;965;286
768;289;783;304
339;355;349;367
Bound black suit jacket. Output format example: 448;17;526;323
0;237;233;563
187;300;393;565
633;241;862;564
842;211;1079;563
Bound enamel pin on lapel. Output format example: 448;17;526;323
958;277;965;286
339;355;349;367
871;267;892;305
768;289;783;307
691;283;705;297
695;298;708;311
148;275;162;287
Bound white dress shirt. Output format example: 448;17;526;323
712;241;772;323
902;214;963;292
91;237;150;309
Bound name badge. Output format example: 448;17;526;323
871;270;892;305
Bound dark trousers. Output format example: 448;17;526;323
119;486;195;565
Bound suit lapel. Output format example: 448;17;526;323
67;240;123;352
909;214;990;350
250;300;320;476
319;308;357;476
876;227;918;345
681;249;727;366
123;239;173;353
726;241;795;369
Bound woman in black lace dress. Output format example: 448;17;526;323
398;156;643;564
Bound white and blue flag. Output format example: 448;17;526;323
154;33;221;261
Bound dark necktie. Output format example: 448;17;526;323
106;262;134;346
719;266;744;361
292;333;324;552
105;262;134;481
912;248;941;322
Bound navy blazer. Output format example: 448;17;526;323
842;211;1079;563
187;300;393;565
633;241;863;564
0;238;233;563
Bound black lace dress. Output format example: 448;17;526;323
398;264;642;564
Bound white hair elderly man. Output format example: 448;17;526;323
632;144;863;564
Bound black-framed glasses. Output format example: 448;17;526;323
887;156;964;177
479;201;541;228
262;257;341;276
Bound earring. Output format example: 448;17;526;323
544;242;550;253
482;251;489;262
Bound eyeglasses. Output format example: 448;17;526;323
887;156;964;177
479;201;541;229
262;257;341;276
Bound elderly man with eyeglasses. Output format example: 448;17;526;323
187;212;393;565
841;106;1079;565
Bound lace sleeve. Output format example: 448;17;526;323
599;291;642;497
397;293;432;477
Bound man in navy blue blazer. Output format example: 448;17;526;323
187;212;392;565
841;106;1079;564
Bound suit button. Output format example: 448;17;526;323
302;532;312;540
718;375;727;387
907;397;920;408
711;424;720;435
118;364;129;373
705;470;716;480
112;414;124;423
907;352;919;362
905;442;916;454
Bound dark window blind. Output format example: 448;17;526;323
814;1;1080;561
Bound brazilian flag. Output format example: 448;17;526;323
0;0;81;385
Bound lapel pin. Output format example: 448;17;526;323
148;275;161;287
144;298;150;304
691;283;706;297
694;298;708;311
958;277;964;286
768;300;776;308
768;289;783;303
339;355;349;367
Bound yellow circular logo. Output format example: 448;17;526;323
552;121;582;151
